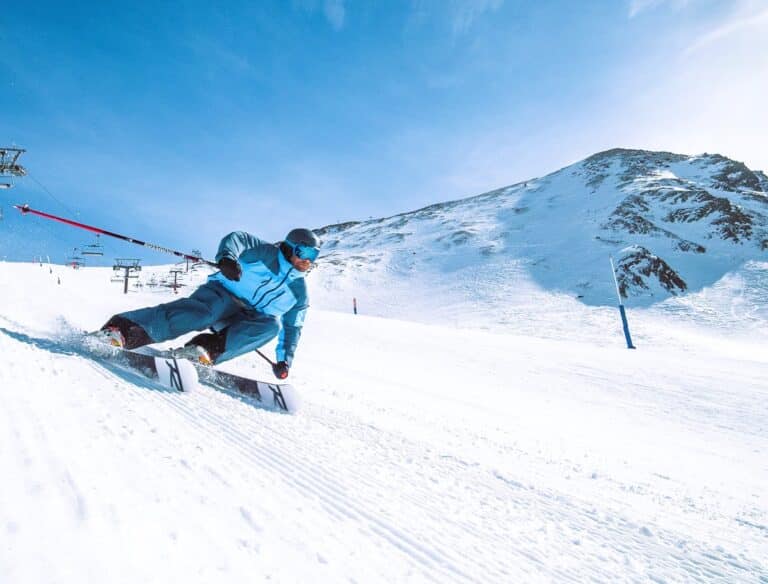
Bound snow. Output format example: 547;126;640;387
1;259;767;582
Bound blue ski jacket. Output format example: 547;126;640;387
208;231;309;365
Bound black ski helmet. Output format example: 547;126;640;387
281;228;321;261
285;228;321;249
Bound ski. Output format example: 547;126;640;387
82;336;198;392
164;344;297;411
83;332;298;412
192;365;297;412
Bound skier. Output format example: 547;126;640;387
99;228;321;379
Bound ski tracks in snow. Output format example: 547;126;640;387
0;325;492;582
1;320;767;582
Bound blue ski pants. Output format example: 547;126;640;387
119;281;280;363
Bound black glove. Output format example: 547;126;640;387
272;361;289;380
218;257;242;281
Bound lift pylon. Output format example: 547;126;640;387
113;258;142;294
0;148;26;189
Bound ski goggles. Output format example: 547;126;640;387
286;241;320;262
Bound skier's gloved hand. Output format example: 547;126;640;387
218;257;242;281
272;361;289;380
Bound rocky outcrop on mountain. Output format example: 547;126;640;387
586;149;767;297
756;171;768;194
705;154;764;192
615;246;687;297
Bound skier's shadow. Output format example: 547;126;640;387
0;326;175;394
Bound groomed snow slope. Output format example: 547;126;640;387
1;261;767;582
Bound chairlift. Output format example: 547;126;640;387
81;234;104;256
67;247;85;269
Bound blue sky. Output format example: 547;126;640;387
1;0;766;262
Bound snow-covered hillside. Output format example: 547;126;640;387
1;260;767;582
4;148;766;339
311;149;768;326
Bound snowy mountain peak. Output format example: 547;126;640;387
311;148;767;323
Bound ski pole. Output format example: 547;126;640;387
256;349;289;380
14;204;217;266
254;348;276;366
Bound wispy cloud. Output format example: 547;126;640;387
323;0;346;31
629;0;662;18
612;0;768;174
684;6;768;54
449;0;503;34
628;0;690;19
191;38;255;74
293;0;347;30
409;0;504;35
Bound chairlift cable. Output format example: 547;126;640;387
26;172;78;217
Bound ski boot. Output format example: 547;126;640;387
98;316;153;350
177;331;226;366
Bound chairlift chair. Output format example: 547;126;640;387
67;247;85;269
81;234;104;256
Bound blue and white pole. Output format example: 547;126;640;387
609;255;636;350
